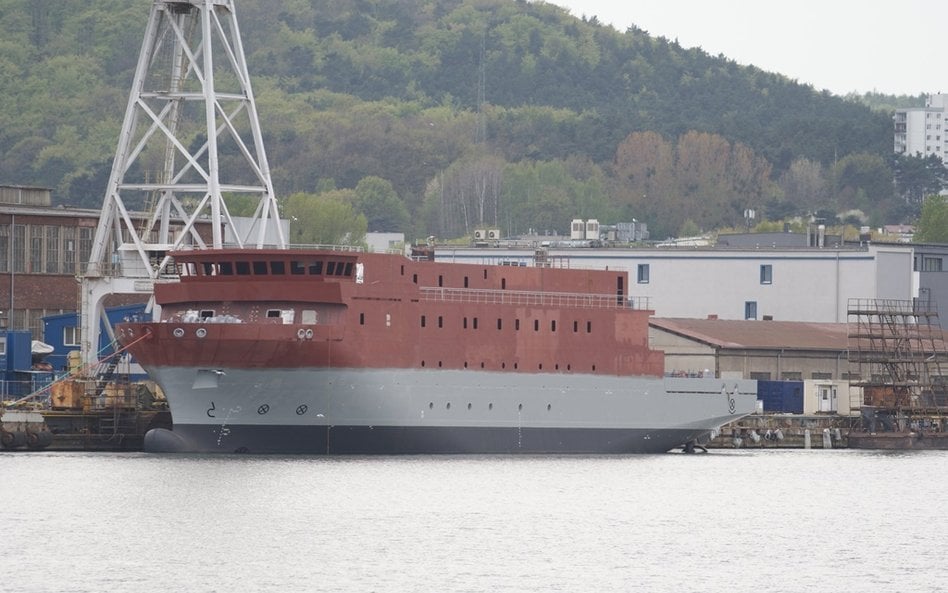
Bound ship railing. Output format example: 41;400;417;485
420;287;651;310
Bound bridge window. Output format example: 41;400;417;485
271;261;286;275
253;261;268;275
291;261;306;275
219;262;234;275
236;261;251;275
327;261;336;275
309;261;323;275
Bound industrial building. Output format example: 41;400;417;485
0;184;216;341
649;317;859;415
435;242;917;324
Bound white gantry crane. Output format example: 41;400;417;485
81;0;285;368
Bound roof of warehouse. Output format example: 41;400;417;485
649;318;851;351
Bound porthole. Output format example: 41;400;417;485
467;403;472;410
297;328;306;339
592;365;597;371
539;363;543;370
429;402;434;409
421;360;426;367
196;328;207;338
489;403;493;410
438;361;442;368
518;403;523;411
446;402;451;410
173;327;184;338
480;362;485;369
547;404;552;411
305;329;313;339
501;362;506;369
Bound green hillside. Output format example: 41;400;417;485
0;0;933;239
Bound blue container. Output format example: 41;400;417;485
757;380;804;414
1;331;32;372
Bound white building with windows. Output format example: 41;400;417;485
434;244;916;324
894;93;948;159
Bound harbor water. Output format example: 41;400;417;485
2;449;946;592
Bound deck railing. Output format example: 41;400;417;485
419;287;651;311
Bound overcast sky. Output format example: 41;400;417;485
549;0;945;96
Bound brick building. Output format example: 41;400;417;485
0;185;208;340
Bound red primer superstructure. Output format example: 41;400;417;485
128;248;664;376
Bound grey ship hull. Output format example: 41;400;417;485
144;367;757;454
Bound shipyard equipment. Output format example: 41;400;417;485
848;298;948;444
80;0;285;369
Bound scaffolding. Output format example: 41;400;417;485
847;298;948;416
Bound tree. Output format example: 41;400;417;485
353;176;410;233
831;153;894;212
893;153;948;207
778;157;826;212
914;195;948;243
284;190;366;246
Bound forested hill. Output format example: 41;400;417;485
0;0;919;239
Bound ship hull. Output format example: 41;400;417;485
142;366;757;454
145;424;712;454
